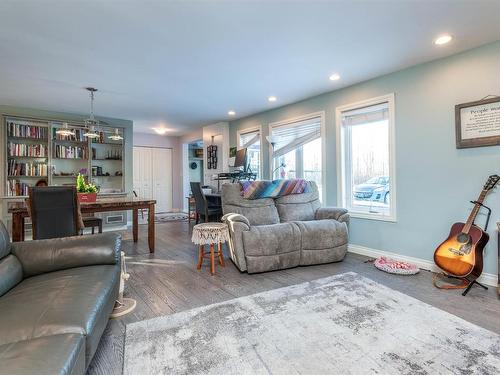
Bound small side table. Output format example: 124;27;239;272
192;222;229;275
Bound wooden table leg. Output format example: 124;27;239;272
197;245;204;270
210;243;215;275
132;208;138;243
11;213;23;242
218;242;225;267
148;203;155;253
21;217;25;241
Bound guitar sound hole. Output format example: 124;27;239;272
456;232;471;244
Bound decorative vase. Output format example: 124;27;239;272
77;192;97;203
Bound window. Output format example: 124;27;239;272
269;112;324;199
336;94;396;221
237;127;261;179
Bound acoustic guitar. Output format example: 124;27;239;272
434;174;500;280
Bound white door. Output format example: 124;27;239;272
133;147;152;199
152;148;172;212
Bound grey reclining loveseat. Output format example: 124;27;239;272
0;220;121;375
221;182;349;273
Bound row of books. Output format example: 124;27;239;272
53;144;88;159
91;131;121;144
7;121;48;139
8;142;48;157
52;128;87;142
8;160;48;177
7;180;30;197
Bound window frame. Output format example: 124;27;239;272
268;111;326;202
236;125;263;179
335;94;397;222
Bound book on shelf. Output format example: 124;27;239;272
8;160;48;177
53;144;88;159
7;120;48;139
7;142;48;157
52;127;87;142
7;180;31;197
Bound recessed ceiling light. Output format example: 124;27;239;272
268;96;277;102
434;34;452;45
228;110;236;116
329;73;340;81
153;127;169;135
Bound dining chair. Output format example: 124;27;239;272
190;182;222;223
28;186;80;240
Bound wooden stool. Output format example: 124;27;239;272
192;222;229;275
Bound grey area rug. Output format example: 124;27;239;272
124;272;500;374
138;212;189;224
155;213;188;223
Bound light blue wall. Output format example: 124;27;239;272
229;41;500;275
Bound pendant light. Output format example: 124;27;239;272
83;87;100;139
55;122;75;137
108;128;123;141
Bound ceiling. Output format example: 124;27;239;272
1;1;500;135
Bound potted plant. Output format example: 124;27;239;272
76;174;98;203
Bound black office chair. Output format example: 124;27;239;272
190;182;222;223
28;186;80;240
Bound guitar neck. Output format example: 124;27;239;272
463;190;487;233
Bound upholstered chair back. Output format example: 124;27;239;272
0;221;23;297
221;183;280;226
28;186;79;240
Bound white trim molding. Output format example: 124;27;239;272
348;243;497;287
268;111;326;202
336;93;397;222
236;125;263;179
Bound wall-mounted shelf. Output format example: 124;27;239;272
3;116;125;197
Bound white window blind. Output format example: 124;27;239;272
239;129;260;149
341;103;388;127
271;116;321;158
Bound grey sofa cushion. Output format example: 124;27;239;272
275;193;321;222
275;182;321;222
0;265;120;366
0;333;86;375
12;233;121;278
222;183;279;225
242;223;301;273
294;220;348;265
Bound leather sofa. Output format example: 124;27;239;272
0;220;121;375
221;181;349;273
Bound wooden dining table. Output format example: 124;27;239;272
8;197;157;253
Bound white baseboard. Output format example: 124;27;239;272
348;244;497;287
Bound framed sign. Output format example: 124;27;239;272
455;97;500;148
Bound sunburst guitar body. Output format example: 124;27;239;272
434;222;488;278
433;174;499;279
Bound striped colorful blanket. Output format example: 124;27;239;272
240;179;310;199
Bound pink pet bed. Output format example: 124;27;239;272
374;256;419;275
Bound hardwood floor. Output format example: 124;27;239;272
87;221;500;375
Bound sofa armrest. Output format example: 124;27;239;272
222;213;251;229
221;213;250;272
11;233;121;278
315;207;349;224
